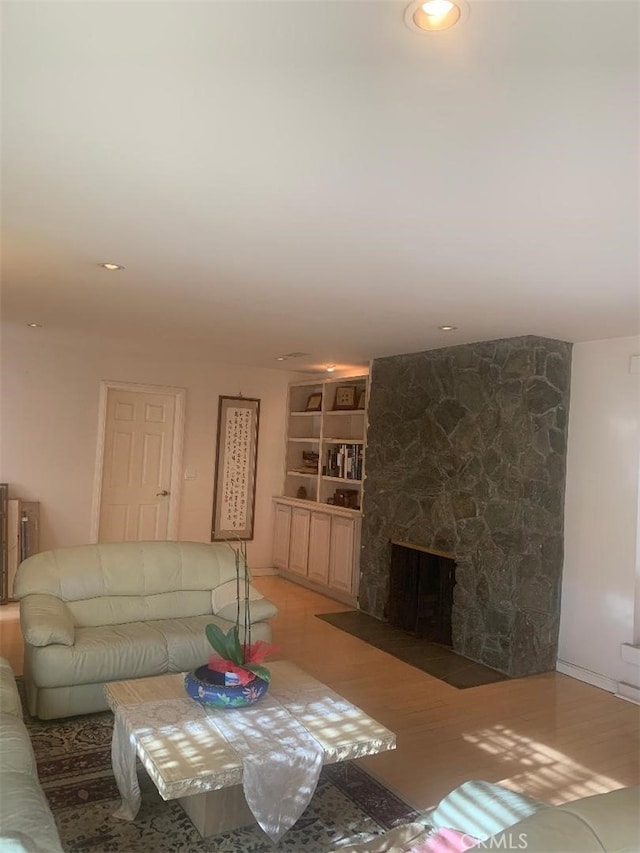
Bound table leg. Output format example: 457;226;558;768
179;785;256;837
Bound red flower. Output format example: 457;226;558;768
242;640;280;664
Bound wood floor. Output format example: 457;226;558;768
2;577;639;812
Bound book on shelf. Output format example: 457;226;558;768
323;444;363;480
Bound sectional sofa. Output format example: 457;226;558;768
0;657;63;852
14;540;278;719
337;779;640;852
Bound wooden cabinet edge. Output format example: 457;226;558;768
272;496;361;518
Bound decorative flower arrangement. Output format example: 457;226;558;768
205;625;276;687
184;539;277;707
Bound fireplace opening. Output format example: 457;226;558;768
387;540;456;645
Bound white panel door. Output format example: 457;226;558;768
99;389;176;542
288;507;310;577
328;515;355;595
307;511;331;585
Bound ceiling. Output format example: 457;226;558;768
2;0;639;373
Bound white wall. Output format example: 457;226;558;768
0;325;298;569
559;335;640;693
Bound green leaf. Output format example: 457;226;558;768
205;623;228;656
228;626;243;664
205;623;243;664
244;663;271;683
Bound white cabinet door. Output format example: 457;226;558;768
289;507;310;576
307;511;331;585
329;515;356;595
272;503;292;569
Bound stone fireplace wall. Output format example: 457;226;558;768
360;336;572;677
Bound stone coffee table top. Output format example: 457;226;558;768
104;660;396;802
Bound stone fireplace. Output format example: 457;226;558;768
360;336;572;678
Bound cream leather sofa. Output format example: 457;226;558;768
14;541;278;720
0;658;64;852
336;779;640;852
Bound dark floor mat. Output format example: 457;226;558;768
317;610;509;689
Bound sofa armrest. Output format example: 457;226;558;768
212;580;278;623
0;659;23;718
215;598;279;624
20;595;75;647
426;780;546;841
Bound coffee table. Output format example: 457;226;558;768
104;661;396;838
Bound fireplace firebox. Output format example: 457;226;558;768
387;540;456;645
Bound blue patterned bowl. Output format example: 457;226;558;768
184;665;269;709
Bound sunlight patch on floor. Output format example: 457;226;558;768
463;723;623;804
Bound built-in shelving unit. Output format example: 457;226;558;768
283;375;368;510
273;374;368;604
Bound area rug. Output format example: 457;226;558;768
317;610;509;689
24;699;421;852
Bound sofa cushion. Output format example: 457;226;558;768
0;715;38;776
555;786;640;852
479;805;609;852
0;830;43;853
67;590;213;627
0;771;64;853
27;622;168;687
14;541;243;602
0;658;23;718
211;579;263;613
149;614;275;672
148;615;220;672
470;785;640;853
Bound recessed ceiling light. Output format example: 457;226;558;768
99;262;125;271
276;356;288;361
27;323;42;328
439;325;457;331
404;0;468;33
326;365;336;373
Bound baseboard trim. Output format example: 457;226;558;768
274;568;357;607
556;659;617;694
615;682;640;705
251;567;277;577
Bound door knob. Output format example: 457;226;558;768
156;489;170;496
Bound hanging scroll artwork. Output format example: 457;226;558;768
211;396;260;541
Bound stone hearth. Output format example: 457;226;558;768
360;336;572;677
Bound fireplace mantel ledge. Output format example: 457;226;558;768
390;540;455;560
